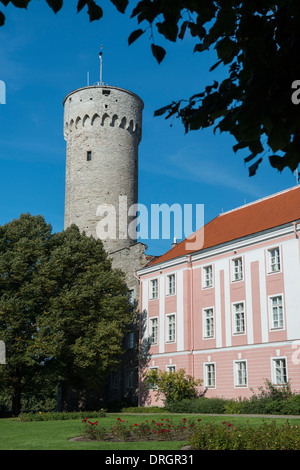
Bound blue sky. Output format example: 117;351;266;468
0;1;298;256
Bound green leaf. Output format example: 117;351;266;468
151;44;166;64
11;0;30;7
268;126;291;152
87;0;103;21
110;0;128;14
46;0;63;14
269;154;286;172
77;0;88;13
248;157;262;177
128;28;144;45
154;103;174;117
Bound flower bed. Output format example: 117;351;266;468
81;416;201;442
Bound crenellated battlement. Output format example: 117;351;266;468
64;111;141;140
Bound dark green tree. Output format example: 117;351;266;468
0;214;132;414
36;224;133;411
0;213;53;415
1;1;300;176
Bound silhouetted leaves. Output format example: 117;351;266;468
151;43;166;64
1;0;300;176
46;0;63;14
128;28;144;45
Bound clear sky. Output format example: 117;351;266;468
0;1;298;256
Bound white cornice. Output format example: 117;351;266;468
137;222;298;276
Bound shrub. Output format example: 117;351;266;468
144;369;202;405
120;406;168;413
188;420;300;450
167;397;226;414
18;409;106;422
82;416;203;442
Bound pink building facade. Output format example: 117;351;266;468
137;186;300;405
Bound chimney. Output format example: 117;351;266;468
172;237;178;248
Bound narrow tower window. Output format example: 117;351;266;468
87;151;92;161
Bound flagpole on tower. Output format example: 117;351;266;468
99;46;103;86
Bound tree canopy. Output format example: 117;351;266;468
1;0;299;177
0;214;133;414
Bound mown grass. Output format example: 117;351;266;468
0;413;299;450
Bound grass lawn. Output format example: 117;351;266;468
0;413;299;450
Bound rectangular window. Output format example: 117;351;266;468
148;367;158;389
203;265;213;288
126;369;134;389
167;274;176;295
204;363;216;388
111;371;120;390
270;295;284;329
268;247;281;273
166;365;176;373
126;331;134;349
166;314;176;342
150;279;158;300
233;302;246;334
203;308;214;338
272;358;287;385
232;257;243;281
128;289;135;305
234;360;247;387
150;317;158;345
87;150;92;161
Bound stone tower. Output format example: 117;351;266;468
63;84;143;254
62;83;153;407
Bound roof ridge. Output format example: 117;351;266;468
219;185;300;217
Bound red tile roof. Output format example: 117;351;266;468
148;185;300;266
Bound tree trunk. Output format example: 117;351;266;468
60;381;70;412
12;376;22;416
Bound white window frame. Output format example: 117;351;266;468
128;288;135;305
111;370;120;390
271;357;288;385
232;301;246;335
234;360;248;387
269;294;285;330
204;362;216;388
126;369;134;389
267;246;281;274
149;317;158;345
148;366;158;389
203;307;215;339
149;278;158;300
202;265;213;289
126;331;134;349
166;364;176;373
166;273;176;296
232;257;243;282
166;313;176;343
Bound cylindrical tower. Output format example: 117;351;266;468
63;85;143;253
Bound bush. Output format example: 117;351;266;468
188;420;300;450
144;369;202;405
120;406;168;413
167;397;226;414
18;409;106;422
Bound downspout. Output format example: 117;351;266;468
292;221;300;264
133;269;142;407
187;255;195;378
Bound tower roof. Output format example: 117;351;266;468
63;84;144;108
147;185;300;266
